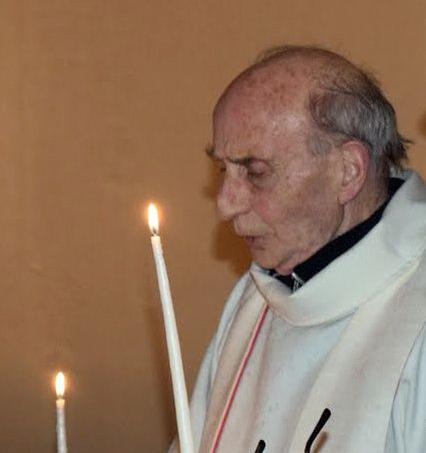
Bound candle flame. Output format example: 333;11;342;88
148;203;160;235
55;372;66;398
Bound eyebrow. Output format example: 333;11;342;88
204;144;268;166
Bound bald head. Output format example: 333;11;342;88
214;45;409;178
214;52;311;129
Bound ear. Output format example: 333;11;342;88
338;141;370;205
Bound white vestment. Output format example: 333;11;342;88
173;171;426;453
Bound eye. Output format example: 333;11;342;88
246;161;270;185
248;168;265;179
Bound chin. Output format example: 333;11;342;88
252;251;281;271
252;250;293;274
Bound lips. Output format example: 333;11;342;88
234;227;263;238
234;223;267;248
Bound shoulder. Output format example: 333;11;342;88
212;270;253;351
198;268;257;384
189;269;253;400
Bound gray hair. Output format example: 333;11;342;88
255;45;411;177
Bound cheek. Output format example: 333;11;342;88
251;193;290;227
252;173;339;234
252;174;311;221
252;168;312;224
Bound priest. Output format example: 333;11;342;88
173;46;426;452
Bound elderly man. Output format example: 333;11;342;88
178;46;426;452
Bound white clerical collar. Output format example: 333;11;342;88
250;171;426;326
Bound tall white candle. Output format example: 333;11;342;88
55;372;68;453
147;203;194;453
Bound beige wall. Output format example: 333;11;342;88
1;1;425;451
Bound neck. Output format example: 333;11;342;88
275;176;388;276
270;176;402;289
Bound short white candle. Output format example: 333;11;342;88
147;203;194;453
55;372;68;453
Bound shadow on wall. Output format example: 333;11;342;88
202;157;252;277
419;111;426;138
211;222;252;276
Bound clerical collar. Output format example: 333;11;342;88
269;177;404;292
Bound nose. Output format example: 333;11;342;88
217;173;250;221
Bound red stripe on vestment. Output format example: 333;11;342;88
210;304;269;453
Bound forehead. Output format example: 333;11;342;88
213;67;310;158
